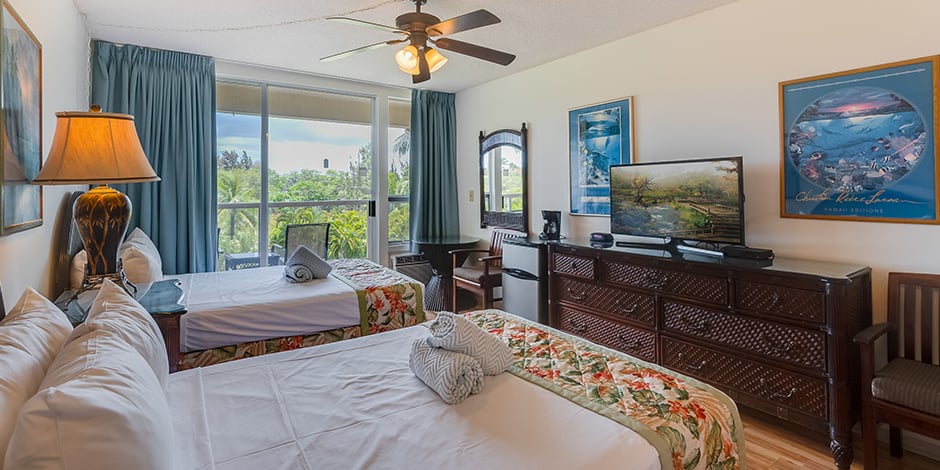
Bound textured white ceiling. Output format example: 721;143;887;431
73;0;738;93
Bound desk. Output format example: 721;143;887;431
224;251;281;270
412;236;479;311
55;279;187;372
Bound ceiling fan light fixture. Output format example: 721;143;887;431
425;47;448;72
395;45;420;74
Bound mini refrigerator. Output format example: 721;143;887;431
501;239;547;324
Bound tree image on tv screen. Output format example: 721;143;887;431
610;159;742;243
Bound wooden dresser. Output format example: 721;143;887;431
547;242;871;470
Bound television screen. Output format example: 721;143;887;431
609;156;745;247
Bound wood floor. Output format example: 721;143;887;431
743;410;939;469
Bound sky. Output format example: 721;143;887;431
216;113;407;174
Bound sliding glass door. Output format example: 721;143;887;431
216;81;410;271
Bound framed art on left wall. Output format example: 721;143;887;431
0;1;42;235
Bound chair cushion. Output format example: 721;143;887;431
872;358;940;416
453;266;502;286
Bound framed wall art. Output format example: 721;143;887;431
780;56;939;224
569;96;634;216
0;2;42;235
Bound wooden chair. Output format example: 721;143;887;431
450;229;523;312
854;272;940;469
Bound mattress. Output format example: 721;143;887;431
167;323;661;470
176;266;360;352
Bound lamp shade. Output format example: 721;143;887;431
32;110;160;185
395;45;420;75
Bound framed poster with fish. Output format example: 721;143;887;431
1;2;42;235
569;96;634;216
779;56;940;224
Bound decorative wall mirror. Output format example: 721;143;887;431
479;123;528;233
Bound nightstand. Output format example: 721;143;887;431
55;279;187;372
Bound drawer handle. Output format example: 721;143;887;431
570;260;580;271
762;334;799;355
617;300;637;314
770;293;785;309
759;378;798;400
567;288;586;301
677;353;707;372
679;315;711;333
643;273;667;289
567;319;588;334
617;334;641;350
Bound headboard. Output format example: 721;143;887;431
52;191;85;296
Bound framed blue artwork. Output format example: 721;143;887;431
780;56;940;224
1;2;42;235
569;96;634;216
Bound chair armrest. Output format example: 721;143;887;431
854;322;895;345
449;248;488;255
478;255;502;263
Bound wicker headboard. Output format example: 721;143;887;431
52;191;85;296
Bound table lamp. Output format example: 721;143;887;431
32;105;160;293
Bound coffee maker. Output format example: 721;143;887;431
539;210;561;240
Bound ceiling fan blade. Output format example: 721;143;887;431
433;38;515;66
320;39;404;62
413;48;431;84
326;16;404;34
426;9;500;36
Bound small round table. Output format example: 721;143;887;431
412;235;479;311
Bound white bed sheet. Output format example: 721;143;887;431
167;325;660;470
176;266;360;352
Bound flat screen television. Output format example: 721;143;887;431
609;156;745;251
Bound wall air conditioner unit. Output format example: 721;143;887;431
391;253;432;286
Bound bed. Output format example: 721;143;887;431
2;278;746;469
55;192;425;370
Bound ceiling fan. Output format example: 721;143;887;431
321;0;516;84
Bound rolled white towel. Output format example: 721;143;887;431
410;338;483;404
283;245;331;283
426;311;513;375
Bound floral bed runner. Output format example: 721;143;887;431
329;258;426;335
465;309;746;470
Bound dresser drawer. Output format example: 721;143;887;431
600;259;728;305
552;252;594;279
557;277;655;326
663;300;827;372
558;307;655;361
735;280;826;324
662;337;828;419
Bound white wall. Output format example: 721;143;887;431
455;0;940;323
0;0;88;310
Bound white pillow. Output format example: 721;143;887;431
4;327;174;470
70;279;168;391
0;288;73;466
69;250;87;290
121;228;163;284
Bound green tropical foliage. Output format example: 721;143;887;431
216;129;411;269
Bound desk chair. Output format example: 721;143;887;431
855;272;940;469
285;223;331;259
450;229;523;312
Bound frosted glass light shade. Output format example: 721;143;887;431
396;45;420;75
425;48;448;73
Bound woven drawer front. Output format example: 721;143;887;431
552;253;594;279
663;300;826;371
736;280;826;324
558;307;655;361
558;277;655;326
662;337;828;419
601;259;728;305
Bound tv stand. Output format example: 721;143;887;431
547;241;871;469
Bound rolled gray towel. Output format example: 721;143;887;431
284;245;331;283
426;311;513;375
285;264;314;283
409;338;483;404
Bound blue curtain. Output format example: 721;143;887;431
409;89;459;241
90;40;217;274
